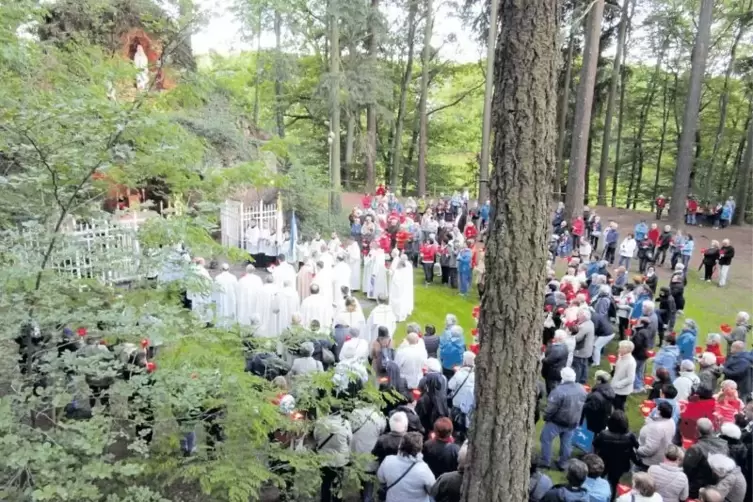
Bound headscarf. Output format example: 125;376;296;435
383;361;411;401
420;371;449;418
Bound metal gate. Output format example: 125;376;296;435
221;198;284;253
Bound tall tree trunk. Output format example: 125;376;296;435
345;111;355;185
365;0;379;193
390;0;418;194
274;10;285;138
597;0;630;206
253;10;263;126
416;0;433;197
554;22;576;197
626;123;638;208
611;69;628;207
652;75;671;209
669;0;714;227
403;110;420;193
564;0;605;222
460;0;556;499
733;112;753;225
703;4;750;199
329;0;341;213
691;129;702;190
478;0;499;203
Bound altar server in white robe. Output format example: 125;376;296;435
256;275;280;338
310;233;324;255
319;243;334;271
339;327;370;363
333;297;366;335
312;260;335;308
333;253;351;311
188;257;213;324
299;284;333;328
367;247;389;300
364;294;397;343
236;264;262;326
245;221;261;255
362;243;376;298
395;332;427;389
389;256;410;322
213;263;238;328
276;280;300;336
346;239;361;291
399;254;414;319
328;232;341;254
272;253;296;286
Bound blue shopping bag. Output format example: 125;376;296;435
571;420;594;453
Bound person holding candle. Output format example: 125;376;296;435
612;341;637;410
636;401;676;470
718;238;735;287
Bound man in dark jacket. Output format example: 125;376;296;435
542;332;569;395
540;367;587;470
631;317;652;392
541;458;589;502
422;417;459;478
656;225;673;266
683;418;729;498
581;371;614;434
723;341;753;401
372;411;408;464
429;443;467;502
718;239;735;287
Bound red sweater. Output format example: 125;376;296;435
464;225;478;240
572;217;585;236
647;227;660;246
420;243;438;263
396;230;411;250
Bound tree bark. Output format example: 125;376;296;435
274;9;285;138
460;1;556;500
329;0;341;213
554;22;576;198
564;0;604;222
478;0;499;203
611;68;627;207
651;75;671;209
390;0;418;194
416;0;432;197
669;0;713;227
703;3;751;199
597;0;630;206
345;111;355;184
365;0;379;193
253;8;263;127
403;109;420;194
733;112;753;225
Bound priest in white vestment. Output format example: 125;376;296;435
388;257;409;322
213;263;238;328
256;275;280;338
276;280;300;336
310;233;324;255
299;284;333;328
395;332;428;389
236;264;263;326
333;254;351;312
187;257;213;324
328;232;341;254
312;260;335;308
362;245;376;298
333;297;366;336
245;221;261;255
272;254;296;286
346;239;361;292
368;248;389;300
320;245;334;271
364;294;397;343
296;259;316;301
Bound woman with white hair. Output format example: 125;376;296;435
612;340;637;410
724;311;751;355
698;352;722;392
701;240;721;282
395;332;428;389
716;380;745;423
718;238;735;287
707;454;747;502
448;351;475;441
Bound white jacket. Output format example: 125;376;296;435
619;238;637;257
395;344;428;389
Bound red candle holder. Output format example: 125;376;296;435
625;328;632;337
146;362;157;373
471;328;478;337
582;384;591;392
77;327;87;337
640;406;652;417
411;389;422;400
646;350;655;359
716;356;726;365
720;323;732;334
644;375;655;386
472;306;480;319
470;343;479;355
682;437;694;450
140;338;150;348
642;400;656;409
607;354;617;364
617;484;631;496
695;346;703;354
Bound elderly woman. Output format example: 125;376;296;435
676;319;698;361
616;472;663;502
448;351;475;442
724;311;751;355
699;352;722;392
707;454;747;502
716;380;745;424
289;341;324;378
377;432;436;502
612;340;637;410
705;333;724;358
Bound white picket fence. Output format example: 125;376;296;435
220;199;284;253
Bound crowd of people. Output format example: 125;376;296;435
536;205;752;502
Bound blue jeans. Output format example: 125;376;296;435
681;254;691;269
686;213;696;225
633;359;646;391
618;256;631;270
540;422;575;468
181;431;196;455
572;356;589;384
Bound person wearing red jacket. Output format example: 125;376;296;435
361;193;372;209
395;226;411;252
571;216;585;249
375;183;386;196
464;222;478;241
686;197;698;225
378;232;391;254
655;194;666;220
647;223;660;247
420;239;438;284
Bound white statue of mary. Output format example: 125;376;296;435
133;44;149;90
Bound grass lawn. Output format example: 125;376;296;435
366;266;753;483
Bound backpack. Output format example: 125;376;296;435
378;347;395;372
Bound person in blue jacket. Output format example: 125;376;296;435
634;220;648;242
652;334;680;380
720;200;733;228
681;235;694;269
456;243;473;296
480;200;491;229
439;322;465;381
630;287;652;319
676;319;698;362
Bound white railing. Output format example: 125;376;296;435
221;198;284;254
